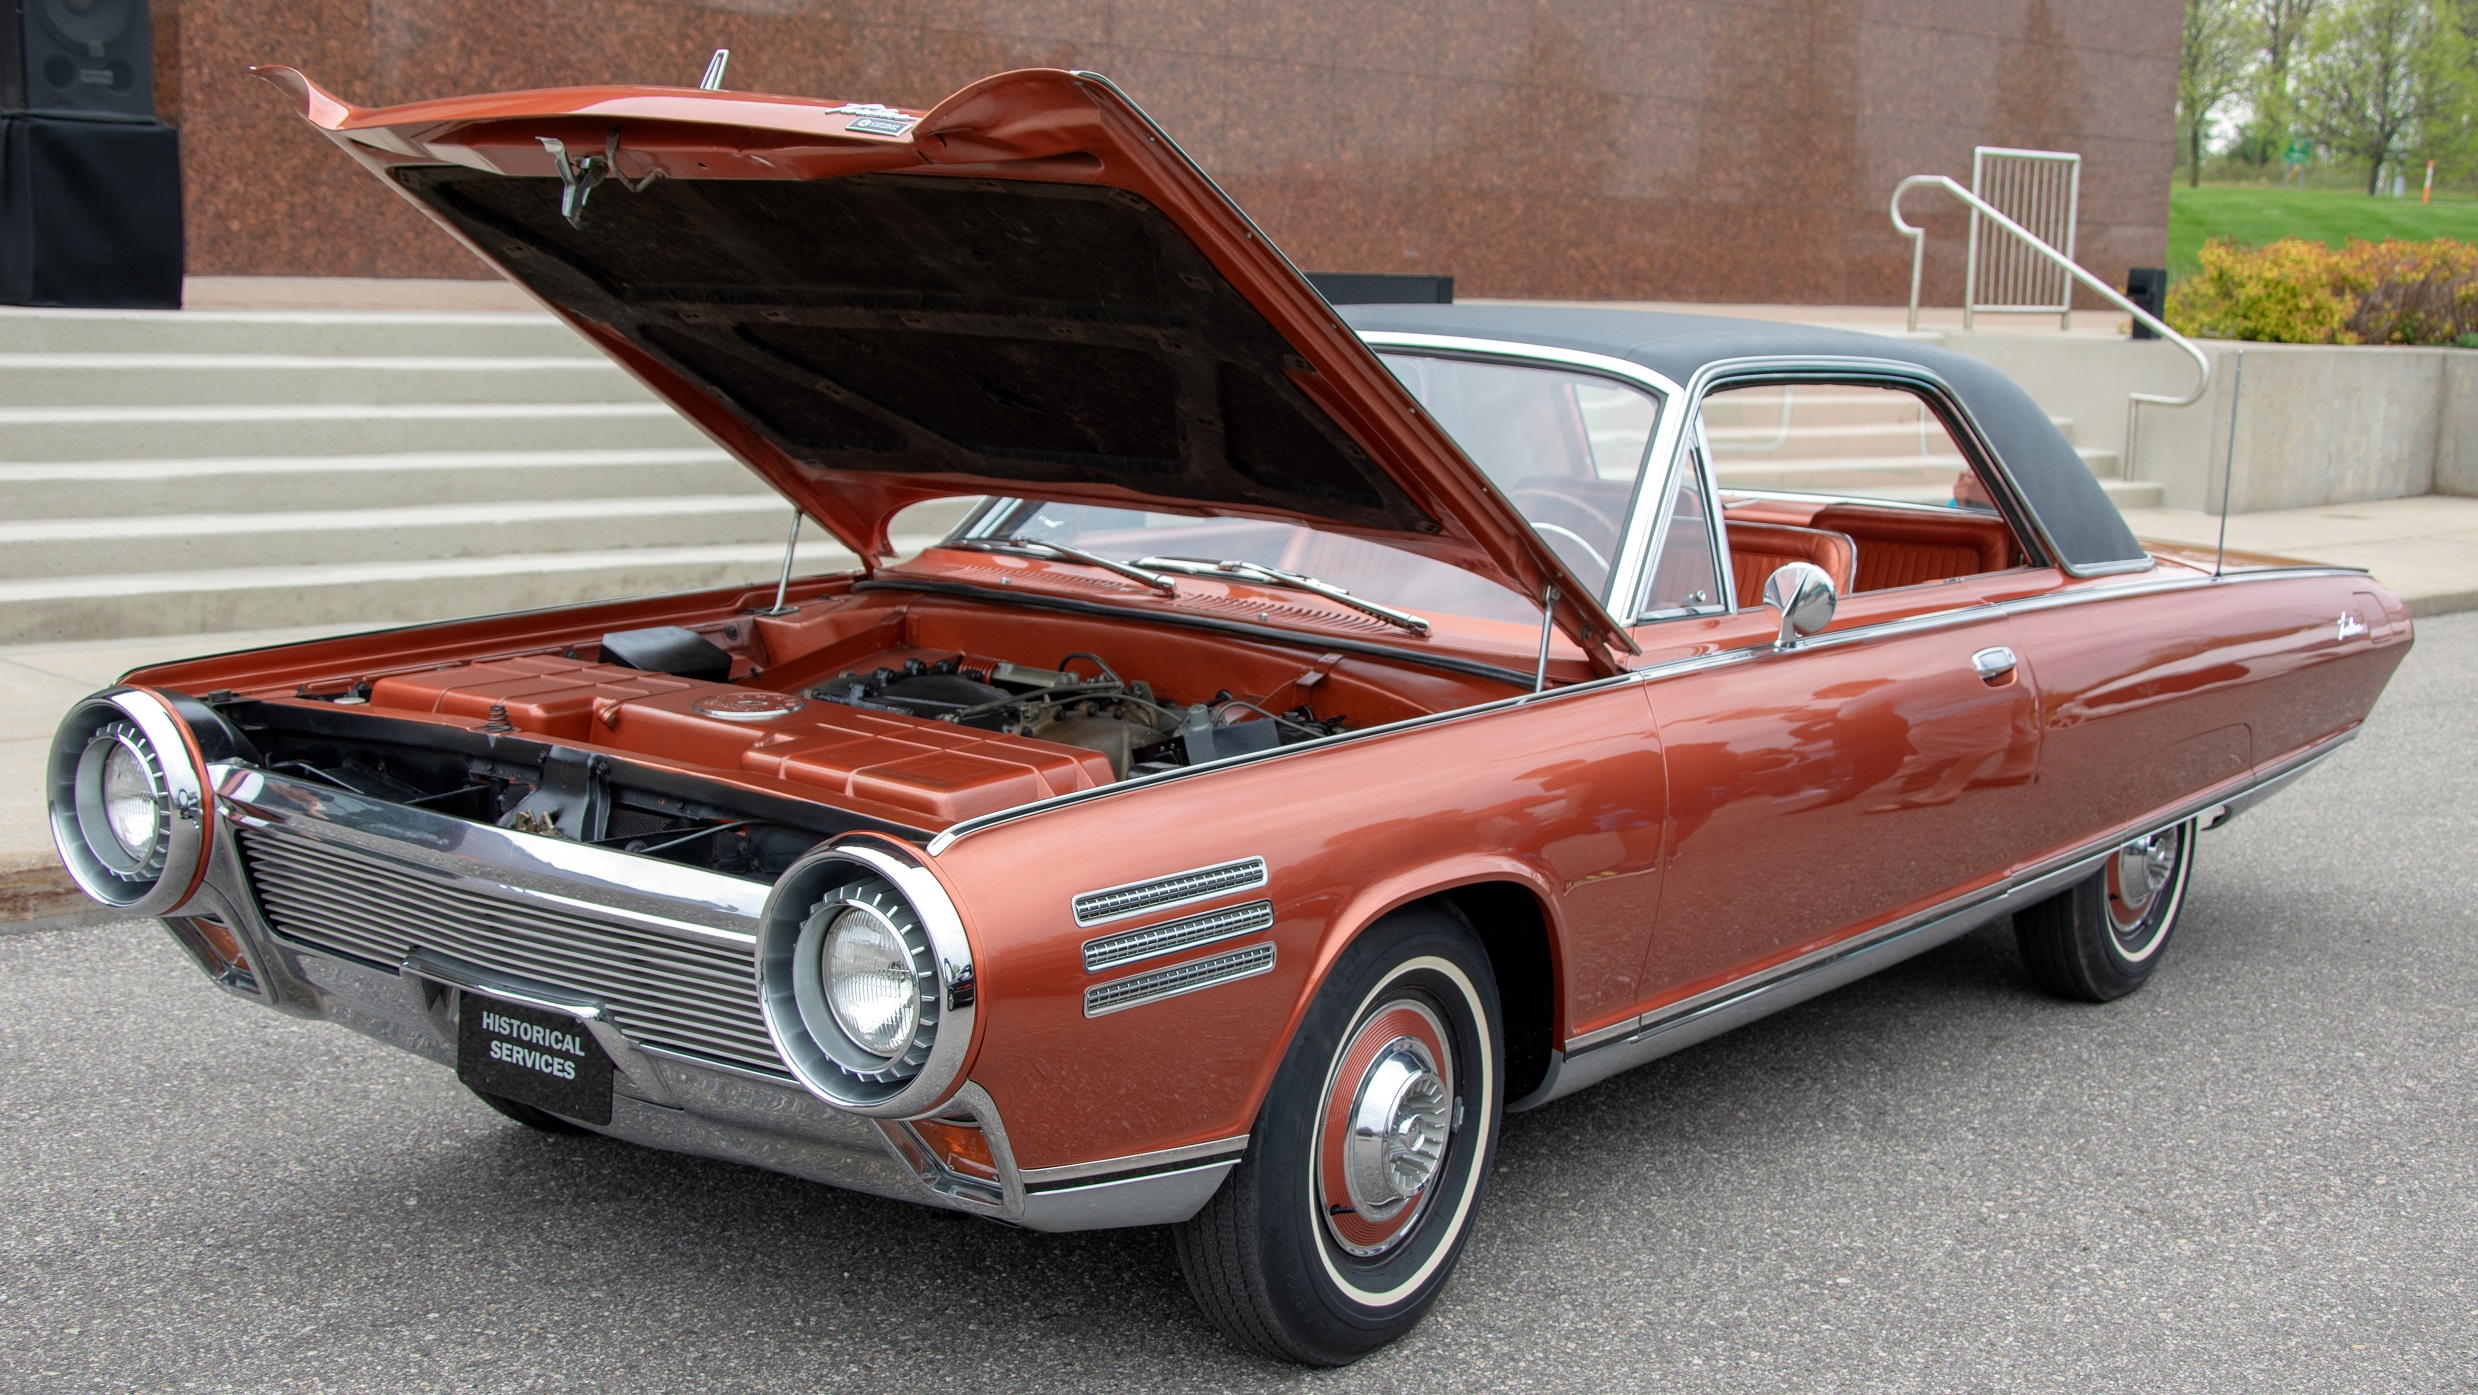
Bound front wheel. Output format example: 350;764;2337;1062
1173;903;1503;1365
2015;819;2196;1002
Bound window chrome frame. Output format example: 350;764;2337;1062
1664;354;2105;595
1351;333;1691;620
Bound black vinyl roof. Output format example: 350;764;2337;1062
1340;303;2149;573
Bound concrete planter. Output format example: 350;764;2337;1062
1938;330;2478;513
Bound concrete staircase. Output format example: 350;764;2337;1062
0;308;863;645
2053;419;2163;511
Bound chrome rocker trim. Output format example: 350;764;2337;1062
1533;724;2360;1107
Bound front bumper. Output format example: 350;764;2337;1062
163;765;1234;1232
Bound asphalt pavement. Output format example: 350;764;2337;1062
5;614;2474;1394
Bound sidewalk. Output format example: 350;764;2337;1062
2120;495;2478;616
9;501;2473;926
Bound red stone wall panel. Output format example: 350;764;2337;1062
172;0;2177;305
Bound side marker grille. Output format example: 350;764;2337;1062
1084;943;1276;1017
1082;900;1275;972
1072;857;1267;926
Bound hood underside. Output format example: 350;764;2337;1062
258;66;1632;669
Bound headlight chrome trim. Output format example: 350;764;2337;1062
757;841;977;1118
47;687;212;916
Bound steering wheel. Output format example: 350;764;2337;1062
1508;481;1625;581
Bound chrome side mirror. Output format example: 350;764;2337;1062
1762;562;1837;650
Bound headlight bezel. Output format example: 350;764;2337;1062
757;842;976;1117
48;688;212;915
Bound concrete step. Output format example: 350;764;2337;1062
0;448;768;518
2074;444;2123;476
0;401;706;461
0;544;836;645
0;354;653;407
2101;478;2164;509
0;496;827;578
0;308;593;358
0;535;983;645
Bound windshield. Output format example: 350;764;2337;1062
961;354;1664;626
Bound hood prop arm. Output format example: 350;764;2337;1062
761;507;803;616
538;129;662;230
1533;584;1559;693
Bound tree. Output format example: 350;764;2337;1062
2269;0;2319;147
2181;0;2258;184
2295;0;2466;192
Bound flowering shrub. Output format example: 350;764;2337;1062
2165;237;2478;346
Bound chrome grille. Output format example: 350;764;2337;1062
238;826;785;1077
1073;857;1267;926
1082;900;1275;972
1085;943;1276;1017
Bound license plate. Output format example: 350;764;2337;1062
457;991;615;1126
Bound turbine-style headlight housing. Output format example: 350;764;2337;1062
48;688;212;916
757;843;976;1117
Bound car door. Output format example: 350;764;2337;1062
1624;372;2047;1007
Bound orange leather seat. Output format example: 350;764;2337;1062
1725;520;1856;606
1808;503;2017;592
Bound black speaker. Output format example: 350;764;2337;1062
0;114;181;306
0;0;155;120
2126;266;2167;340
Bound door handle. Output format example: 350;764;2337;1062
1971;646;2019;684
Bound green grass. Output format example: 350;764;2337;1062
2167;184;2478;275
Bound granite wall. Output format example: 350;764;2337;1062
158;0;2179;304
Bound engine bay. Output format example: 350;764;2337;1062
806;652;1346;780
202;589;1513;878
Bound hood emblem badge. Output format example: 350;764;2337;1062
692;691;808;722
2336;612;2369;642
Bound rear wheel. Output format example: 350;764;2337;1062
1174;903;1502;1365
2016;820;2195;1002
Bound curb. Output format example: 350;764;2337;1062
2406;589;2478;619
1;850;108;930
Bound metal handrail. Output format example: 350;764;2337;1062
1892;174;2210;479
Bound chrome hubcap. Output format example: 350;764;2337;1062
1342;1040;1451;1221
1318;998;1456;1259
2106;826;2185;958
2113;833;2175;915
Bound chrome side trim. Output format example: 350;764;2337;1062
1082;899;1275;971
931;558;2374;856
1084;943;1277;1017
2206;740;2343;828
1016;1159;1238;1232
1072;857;1268;926
1017;1132;1252;1186
1547;723;2362;1103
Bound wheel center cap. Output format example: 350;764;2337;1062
2116;834;2171;909
1342;1039;1451;1220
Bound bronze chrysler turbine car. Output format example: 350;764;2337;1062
46;66;2411;1363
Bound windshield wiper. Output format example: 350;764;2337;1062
947;537;1178;594
1133;557;1431;635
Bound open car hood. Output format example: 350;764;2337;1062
258;66;1633;671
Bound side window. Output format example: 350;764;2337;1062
1697;382;2028;598
1638;450;1724;619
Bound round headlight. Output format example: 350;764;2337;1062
48;689;211;915
824;905;920;1058
99;734;164;863
756;845;977;1118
